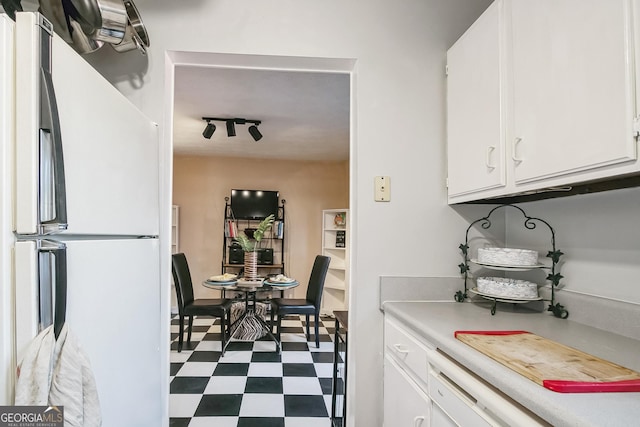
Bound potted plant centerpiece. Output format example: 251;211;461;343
234;214;275;281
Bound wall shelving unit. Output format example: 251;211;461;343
171;205;179;254
321;209;349;315
221;198;286;277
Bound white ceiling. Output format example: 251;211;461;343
2;4;352;161
172;66;351;161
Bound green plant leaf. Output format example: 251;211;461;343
234;234;255;252
252;214;275;243
234;214;275;252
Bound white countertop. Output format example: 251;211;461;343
382;300;640;427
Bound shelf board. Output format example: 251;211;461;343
223;263;284;268
325;283;345;291
324;246;346;251
328;266;346;271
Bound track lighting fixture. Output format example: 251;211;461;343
248;124;262;141
201;117;263;141
226;120;236;137
202;121;216;139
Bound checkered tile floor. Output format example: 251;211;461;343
170;314;338;427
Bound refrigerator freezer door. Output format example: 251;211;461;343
35;240;67;339
15;12;159;237
14;239;67;356
15;238;163;425
14;240;40;363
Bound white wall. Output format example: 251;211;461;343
507;187;640;305
85;0;493;425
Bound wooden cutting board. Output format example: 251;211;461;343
455;330;640;393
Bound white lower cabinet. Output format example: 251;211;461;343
384;317;433;426
431;404;457;427
384;315;546;427
384;355;431;426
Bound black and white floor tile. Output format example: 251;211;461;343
170;314;338;427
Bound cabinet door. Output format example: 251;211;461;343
447;0;506;198
510;0;636;185
431;404;458;427
635;0;640;119
384;355;430;427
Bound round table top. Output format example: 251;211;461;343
202;277;300;291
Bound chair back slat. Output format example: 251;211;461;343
306;255;331;307
172;253;196;312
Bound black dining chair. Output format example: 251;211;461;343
270;255;331;348
172;253;234;354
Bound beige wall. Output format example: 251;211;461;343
173;155;349;300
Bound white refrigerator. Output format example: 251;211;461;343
0;12;166;426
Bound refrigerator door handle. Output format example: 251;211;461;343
39;67;68;234
37;240;67;339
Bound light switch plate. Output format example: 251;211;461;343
374;176;390;202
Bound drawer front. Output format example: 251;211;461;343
384;318;431;382
427;348;546;427
429;372;493;427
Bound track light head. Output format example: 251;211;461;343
226;120;236;137
202;122;216;139
248;124;263;141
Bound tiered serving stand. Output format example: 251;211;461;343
455;204;569;319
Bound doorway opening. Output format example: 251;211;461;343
164;51;355;424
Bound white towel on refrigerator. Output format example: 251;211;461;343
15;324;102;427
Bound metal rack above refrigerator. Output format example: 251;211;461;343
455;204;569;319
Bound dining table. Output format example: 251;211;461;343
202;276;299;354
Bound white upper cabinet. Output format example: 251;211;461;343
447;0;640;203
636;0;640;118
510;0;636;185
447;0;506;198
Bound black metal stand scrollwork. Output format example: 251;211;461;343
456;204;569;319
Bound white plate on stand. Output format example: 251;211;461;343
470;287;543;303
470;259;546;271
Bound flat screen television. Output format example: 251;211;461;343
230;189;279;220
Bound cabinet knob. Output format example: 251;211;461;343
393;344;410;354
